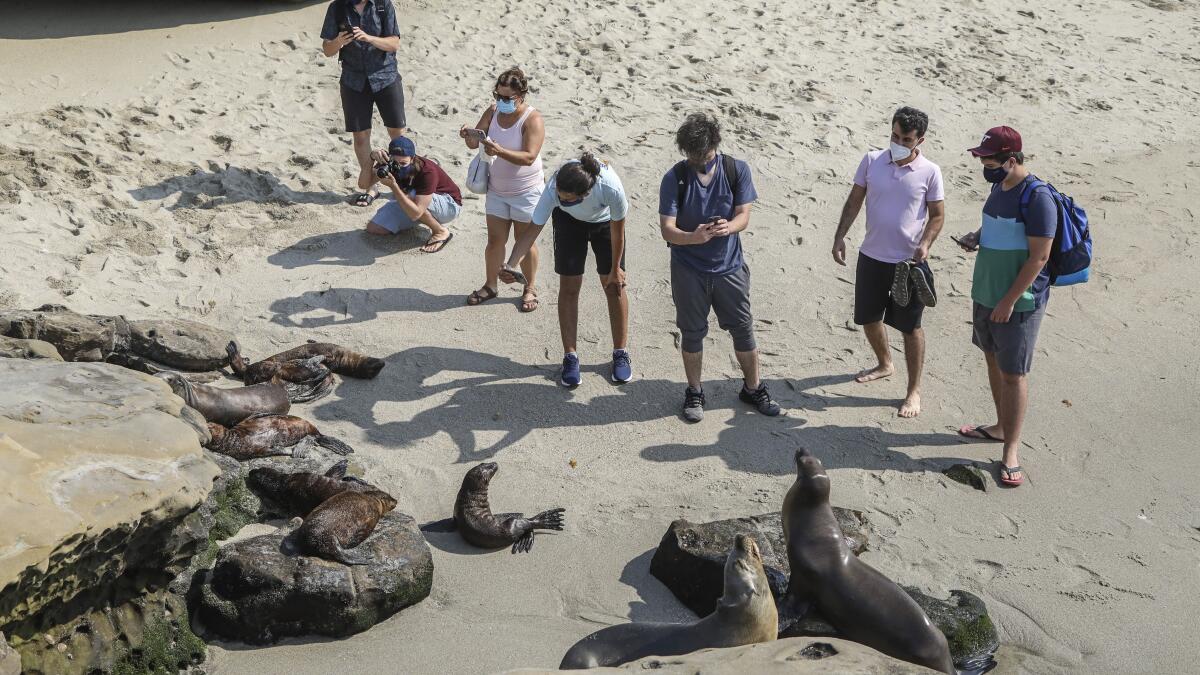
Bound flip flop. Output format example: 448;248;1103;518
999;464;1025;486
909;264;937;307
350;191;378;207
466;285;498;306
421;232;453;253
958;424;1002;442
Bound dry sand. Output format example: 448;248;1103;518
1;0;1198;673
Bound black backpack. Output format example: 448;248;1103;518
335;1;389;62
671;154;741;211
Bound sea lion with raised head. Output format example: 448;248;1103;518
248;459;377;516
559;534;778;669
452;462;565;553
782;448;955;674
205;413;354;461
228;340;385;384
156;371;290;427
284;488;397;565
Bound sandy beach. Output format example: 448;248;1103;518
1;0;1198;673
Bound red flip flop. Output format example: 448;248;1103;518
999;464;1025;487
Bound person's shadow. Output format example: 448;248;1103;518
267;230;431;269
268;287;466;327
129;165;345;210
0;0;328;40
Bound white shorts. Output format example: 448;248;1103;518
485;187;543;223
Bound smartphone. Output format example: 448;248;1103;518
506;267;528;286
338;22;351;34
467;128;487;143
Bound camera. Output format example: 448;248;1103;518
374;160;400;180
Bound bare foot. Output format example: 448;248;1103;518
855;364;894;383
898;392;921;418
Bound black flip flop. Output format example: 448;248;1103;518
421;232;453;253
958;424;1002;442
350;191;378;207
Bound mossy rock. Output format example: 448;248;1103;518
943;464;988;492
902;587;998;671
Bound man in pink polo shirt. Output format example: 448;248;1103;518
832;107;946;418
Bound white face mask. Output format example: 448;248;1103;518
889;142;912;162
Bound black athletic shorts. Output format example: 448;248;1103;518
552;208;626;276
340;77;406;133
853;252;931;334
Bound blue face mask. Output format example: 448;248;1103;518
496;98;517;115
983;165;1008;183
392;162;413;178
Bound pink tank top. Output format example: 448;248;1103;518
487;106;544;197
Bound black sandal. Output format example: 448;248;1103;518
421;232;454;253
350;191;378;207
467;285;498;306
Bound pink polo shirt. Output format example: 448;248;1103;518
853;149;945;264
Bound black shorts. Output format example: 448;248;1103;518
552;208;626;276
340;77;406;133
853;252;931;334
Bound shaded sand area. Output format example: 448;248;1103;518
1;0;1198;673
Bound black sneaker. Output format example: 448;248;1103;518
909;264;937;307
682;386;705;423
891;260;913;307
739;383;781;416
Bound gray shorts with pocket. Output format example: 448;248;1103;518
670;257;756;353
971;301;1046;375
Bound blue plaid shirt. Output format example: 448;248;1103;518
320;0;400;93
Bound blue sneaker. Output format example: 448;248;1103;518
560;352;581;388
610;349;633;383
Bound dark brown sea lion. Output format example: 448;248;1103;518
247;460;377;516
782;448;955;674
228;340;386;384
284;488;397;565
156;371;290;427
205;413;354;461
559;534;778;669
453;462;565;553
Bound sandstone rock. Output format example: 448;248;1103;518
196;511;433;644
0;304;128;361
0;632;19;675
0;360;220;670
503;637;939;674
0;336;62;361
128;318;234;371
648;510;870;618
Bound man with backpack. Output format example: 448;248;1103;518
955;126;1057;487
658;112;781;423
320;0;405;208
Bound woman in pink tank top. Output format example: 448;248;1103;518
458;67;546;312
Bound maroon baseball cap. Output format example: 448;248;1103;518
968;126;1022;157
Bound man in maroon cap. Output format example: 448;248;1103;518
953;126;1056;487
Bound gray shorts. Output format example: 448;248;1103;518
670;257;756;353
371;192;461;234
972;302;1046;375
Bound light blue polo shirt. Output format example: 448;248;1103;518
531;161;629;226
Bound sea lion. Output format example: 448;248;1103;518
283;488;397;565
452;462;565;553
782;448;955;674
205;413;354;461
559;534;778;669
228;340;386;383
248;459;377;516
156;371;290;427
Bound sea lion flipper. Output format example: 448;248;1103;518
285;373;334;403
333;544;372;566
314;434;354;456
512;531;535;554
325;459;350;478
530;507;566;531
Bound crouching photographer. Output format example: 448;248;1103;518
366;137;462;253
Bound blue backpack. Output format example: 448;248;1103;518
1019;177;1093;286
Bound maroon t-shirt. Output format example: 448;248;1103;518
403;157;462;205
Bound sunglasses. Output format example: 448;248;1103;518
492;91;522;103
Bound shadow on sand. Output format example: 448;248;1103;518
0;0;327;40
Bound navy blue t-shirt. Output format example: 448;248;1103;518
320;0;400;93
658;155;758;275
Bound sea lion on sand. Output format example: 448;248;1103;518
248;460;377;516
156;371;290;427
559;534;778;669
205;413;354;461
228;340;385;384
284;488;397;565
782;448;955;674
452;462;565;553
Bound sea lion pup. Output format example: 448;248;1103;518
783;448;955;674
452;462;565;553
559;534;777;669
156;371;290;427
283;488;397;565
248;460;377;517
205;413;354;461
228;340;386;384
